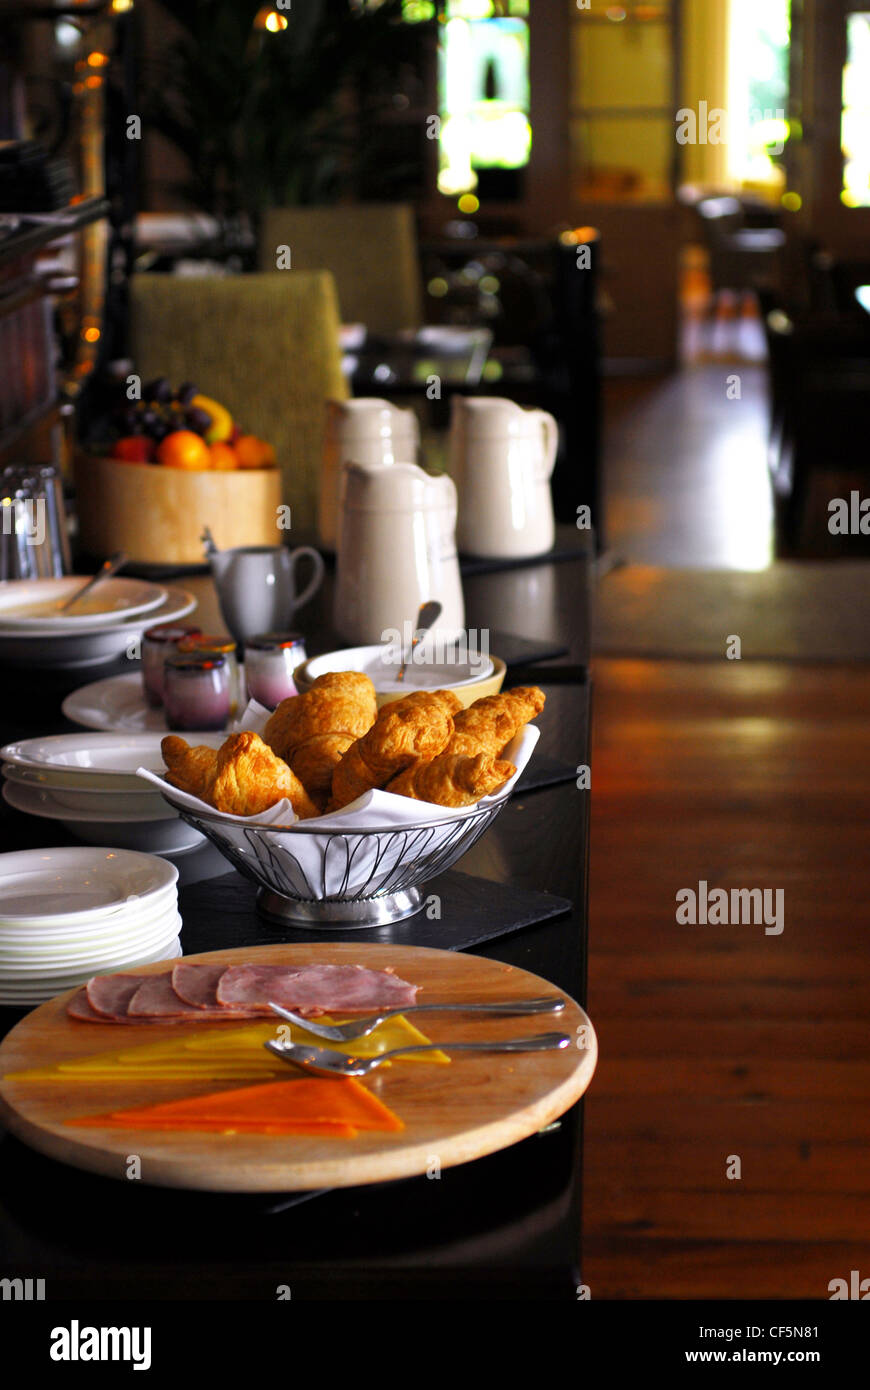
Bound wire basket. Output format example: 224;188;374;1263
172;796;509;928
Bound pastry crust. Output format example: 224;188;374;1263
162;731;318;819
446;686;546;758
263;672;377;807
387;752;515;807
328;690;458;810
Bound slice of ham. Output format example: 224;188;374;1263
172;963;243;1009
86;974;149;1020
216;963;418;1016
68;987;119;1023
128;973;262;1020
70;984;174;1024
69;961;419;1023
127;974;209;1018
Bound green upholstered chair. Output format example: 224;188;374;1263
258;204;424;334
129;271;348;537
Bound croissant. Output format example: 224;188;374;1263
263;671;377;806
162;736;217;797
328;689;459;810
387;752;515;807
162;732;318;819
446;686;546;758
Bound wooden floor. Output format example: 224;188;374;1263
584;657;870;1298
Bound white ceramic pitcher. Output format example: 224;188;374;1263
449;397;557;558
333;459;465;645
319;398;420;550
207;544;324;645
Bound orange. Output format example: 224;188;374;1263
235;435;276;469
156;430;212;471
112;436;153;464
209;442;239;471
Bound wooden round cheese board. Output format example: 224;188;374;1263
0;942;597;1192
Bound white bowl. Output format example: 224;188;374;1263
2;767;171;815
0;576;166;630
2;781;206;853
1;730;225;789
0;587;195;668
303;642;494;694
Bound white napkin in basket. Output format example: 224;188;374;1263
135;725;539;830
137;724;538;899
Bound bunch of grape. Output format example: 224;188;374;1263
113;379;212;443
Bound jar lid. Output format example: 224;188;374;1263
245;632;306;651
144;623;202;645
177;634;237;655
165;651;227;672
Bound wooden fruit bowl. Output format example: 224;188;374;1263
74;453;282;565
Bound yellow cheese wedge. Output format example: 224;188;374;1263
7;1015;449;1083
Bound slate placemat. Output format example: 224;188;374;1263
176;868;572;953
514;755;578;795
486;629;569;668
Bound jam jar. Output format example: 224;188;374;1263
176;634;240;715
163;651;231;731
142;623;203;708
244;632;307;709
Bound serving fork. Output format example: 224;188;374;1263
267;994;566;1042
264;1032;571;1077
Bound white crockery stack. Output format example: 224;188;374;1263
0;848;181;1006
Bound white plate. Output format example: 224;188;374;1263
0;912;181;971
0;938;182;1006
62;672;235;734
0;587;196;669
0;577;166;631
0;899;178;949
0;888;178;942
304;643;494;694
2;767;170;814
1;782;205;853
0;847;177;923
1;730;225;786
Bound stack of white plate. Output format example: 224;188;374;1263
0;848;182;1007
1;732;223;855
0;576;196;671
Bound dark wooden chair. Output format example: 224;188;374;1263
696;195;786;310
762;299;870;549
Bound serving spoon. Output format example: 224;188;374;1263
268;995;566;1042
60;551;127;613
264;1032;571;1077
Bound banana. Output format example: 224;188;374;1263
191;393;233;444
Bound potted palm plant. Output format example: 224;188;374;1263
144;0;414;243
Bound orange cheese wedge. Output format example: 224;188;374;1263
66;1078;404;1137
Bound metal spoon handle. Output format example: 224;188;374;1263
267;995;565;1037
409;997;566;1018
61;551;127;611
377;1032;570;1061
396;599;442;681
